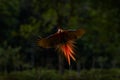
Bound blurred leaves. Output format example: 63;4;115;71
0;0;120;75
0;68;120;80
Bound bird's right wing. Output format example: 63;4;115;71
37;32;62;48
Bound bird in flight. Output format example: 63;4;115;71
37;27;85;65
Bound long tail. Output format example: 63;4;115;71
57;41;76;65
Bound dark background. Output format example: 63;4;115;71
0;0;120;80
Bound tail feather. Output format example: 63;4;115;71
57;41;76;65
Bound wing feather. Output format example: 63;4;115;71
62;29;85;41
37;28;85;48
37;33;62;48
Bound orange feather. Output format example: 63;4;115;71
37;28;85;65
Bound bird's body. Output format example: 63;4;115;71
37;28;85;65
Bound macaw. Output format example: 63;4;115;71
37;27;85;65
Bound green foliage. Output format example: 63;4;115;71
0;46;22;73
0;68;120;80
0;0;20;26
39;69;61;80
0;0;120;77
20;19;40;38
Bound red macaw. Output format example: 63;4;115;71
37;27;85;65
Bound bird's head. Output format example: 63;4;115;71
57;27;64;33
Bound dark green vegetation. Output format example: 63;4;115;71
0;68;120;80
0;0;120;80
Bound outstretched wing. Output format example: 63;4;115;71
37;32;62;48
37;28;85;48
61;29;85;41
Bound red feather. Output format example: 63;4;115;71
37;28;85;65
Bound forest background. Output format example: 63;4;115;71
0;0;120;80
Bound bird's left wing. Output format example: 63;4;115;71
62;29;85;41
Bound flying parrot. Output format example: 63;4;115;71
37;27;85;65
